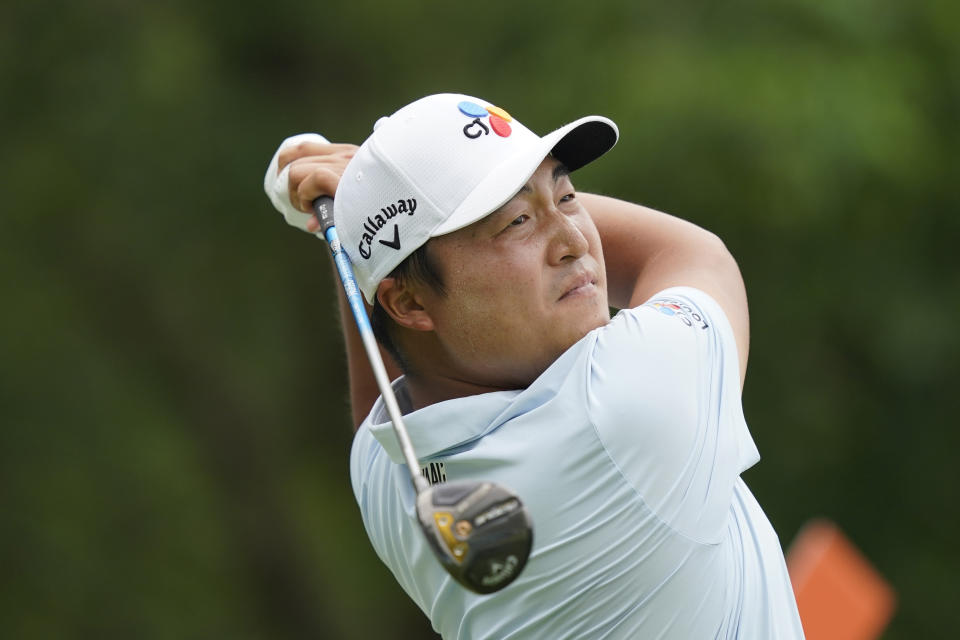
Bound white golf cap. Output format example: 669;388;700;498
334;93;618;302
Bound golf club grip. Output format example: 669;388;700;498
313;195;336;235
312;197;430;494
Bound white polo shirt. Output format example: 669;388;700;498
350;287;804;639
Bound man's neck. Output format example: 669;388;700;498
403;370;523;413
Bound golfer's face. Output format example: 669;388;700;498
422;157;610;388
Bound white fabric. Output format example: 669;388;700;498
350;288;804;639
262;132;330;237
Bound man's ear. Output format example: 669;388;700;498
376;277;435;332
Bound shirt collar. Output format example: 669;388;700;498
365;376;521;464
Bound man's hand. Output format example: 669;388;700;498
263;133;358;233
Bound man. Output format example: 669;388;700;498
264;93;804;638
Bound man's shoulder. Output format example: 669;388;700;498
590;287;727;364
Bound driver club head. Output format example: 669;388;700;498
416;479;533;594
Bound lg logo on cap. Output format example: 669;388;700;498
458;101;513;139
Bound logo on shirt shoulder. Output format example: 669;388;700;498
646;298;709;330
420;461;447;486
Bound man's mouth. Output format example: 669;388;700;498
559;273;597;301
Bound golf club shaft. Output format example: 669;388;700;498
313;196;430;494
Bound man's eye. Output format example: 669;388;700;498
509;214;529;227
560;192;576;203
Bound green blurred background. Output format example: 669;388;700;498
2;0;958;637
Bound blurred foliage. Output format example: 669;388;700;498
1;0;958;637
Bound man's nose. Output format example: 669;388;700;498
547;209;589;264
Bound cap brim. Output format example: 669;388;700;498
433;115;618;236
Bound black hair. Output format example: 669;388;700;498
370;241;446;373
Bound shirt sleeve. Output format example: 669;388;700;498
585;286;760;543
350;424;392;567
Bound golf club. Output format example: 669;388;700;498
311;195;533;594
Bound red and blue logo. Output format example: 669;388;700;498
651;301;682;316
458;100;513;139
646;298;709;330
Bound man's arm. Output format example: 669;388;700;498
331;283;403;430
270;139;401;429
580;193;750;388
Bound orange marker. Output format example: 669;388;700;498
786;519;897;640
